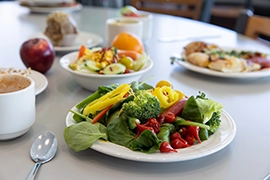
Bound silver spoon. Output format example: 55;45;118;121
26;131;58;180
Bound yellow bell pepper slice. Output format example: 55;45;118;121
153;86;180;109
83;84;130;116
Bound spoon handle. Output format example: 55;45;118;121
26;163;42;180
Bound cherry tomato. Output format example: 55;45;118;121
187;126;201;143
170;138;188;149
160;141;177;153
135;123;155;139
185;134;195;145
179;127;188;138
144;118;160;133
120;56;134;69
170;132;181;141
164;112;176;123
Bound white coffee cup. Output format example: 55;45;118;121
106;17;143;46
121;11;153;41
0;74;36;140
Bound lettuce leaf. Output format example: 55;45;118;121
181;95;223;124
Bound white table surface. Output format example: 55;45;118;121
1;2;270;180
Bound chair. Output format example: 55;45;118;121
235;10;270;45
77;0;123;8
245;14;270;39
131;0;204;20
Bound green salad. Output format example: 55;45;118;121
64;80;223;153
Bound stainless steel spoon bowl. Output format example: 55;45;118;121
26;131;58;180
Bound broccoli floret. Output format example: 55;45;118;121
206;111;221;135
122;90;160;124
196;91;208;100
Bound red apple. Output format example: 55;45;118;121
20;38;55;74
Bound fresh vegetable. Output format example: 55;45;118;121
143;118;160;133
118;50;140;60
69;46;148;75
135;123;155;138
85;60;101;72
170;138;188;149
206;111;221;135
181;93;223;124
92;104;113;124
157;98;187;124
83;83;130;116
121;90;161;124
77;45;86;59
103;63;126;74
159;141;177;153
153;86;181;108
64;80;223;154
155;80;173;88
120;5;139;17
157;123;175;142
187;125;201;143
64;121;107;152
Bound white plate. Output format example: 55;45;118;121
21;3;82;13
19;0;74;6
65;107;236;162
31;31;103;52
29;70;48;95
173;51;270;78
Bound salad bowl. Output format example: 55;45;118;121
59;51;153;91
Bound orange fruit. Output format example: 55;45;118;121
111;32;144;54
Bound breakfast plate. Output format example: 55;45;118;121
65;107;236;162
20;2;82;13
31;31;103;52
29;70;48;95
172;51;270;79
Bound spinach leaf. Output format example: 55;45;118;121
181;96;204;123
64;122;107;152
128;130;162;153
107;116;136;147
97;84;119;96
130;81;154;93
157;123;175;142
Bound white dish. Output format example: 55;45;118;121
22;3;82;13
175;60;270;78
29;70;48;95
173;49;270;78
19;0;74;6
31;31;103;52
66;107;236;162
59;51;153;91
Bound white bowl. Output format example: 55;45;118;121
59;51;153;91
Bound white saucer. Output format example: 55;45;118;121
31;31;104;52
21;3;82;13
29;70;48;95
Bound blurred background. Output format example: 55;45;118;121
1;0;269;31
74;0;269;31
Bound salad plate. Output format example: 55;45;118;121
31;31;103;52
29;70;48;95
65;107;236;162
